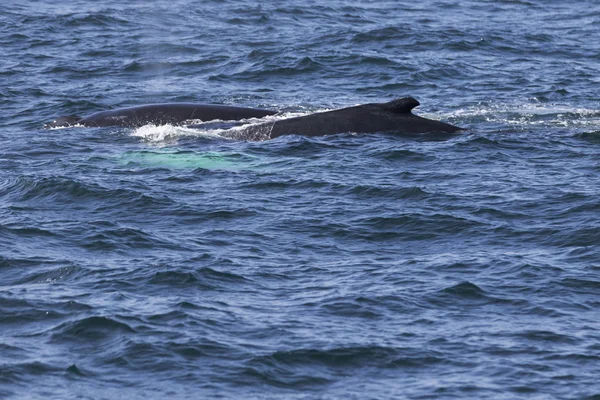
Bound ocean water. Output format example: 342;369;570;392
1;0;600;398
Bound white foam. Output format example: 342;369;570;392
46;123;85;130
448;103;600;118
129;112;313;143
130;124;223;142
440;101;600;129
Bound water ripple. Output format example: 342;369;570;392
2;0;600;398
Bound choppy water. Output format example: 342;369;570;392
1;0;600;399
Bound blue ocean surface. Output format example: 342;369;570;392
1;0;600;398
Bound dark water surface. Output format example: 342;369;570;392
1;0;600;399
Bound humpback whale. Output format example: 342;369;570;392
45;97;463;139
45;103;277;128
267;97;462;138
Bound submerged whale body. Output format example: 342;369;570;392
46;103;277;128
267;97;462;138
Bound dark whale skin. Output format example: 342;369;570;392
269;97;462;138
46;103;277;128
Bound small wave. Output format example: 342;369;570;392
50;316;136;342
123;61;175;73
81;226;181;252
3;176;174;211
518;329;580;344
346;185;429;199
62;12;131;27
0;224;58;240
440;281;488;299
147;267;249;290
65;363;90;377
148;271;214;288
244;345;445;387
0;296;68;325
1;361;63;386
209;57;324;81
119;149;259;171
348;213;484;241
315;294;419;319
424;281;502;309
352;26;412;43
575;130;600;143
372;148;435;162
319;299;382;319
168;339;233;360
560;277;600;293
11;265;83;285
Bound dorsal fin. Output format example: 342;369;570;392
381;97;420;114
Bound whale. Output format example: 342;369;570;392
45;103;277;128
266;97;462;139
46;97;463;139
